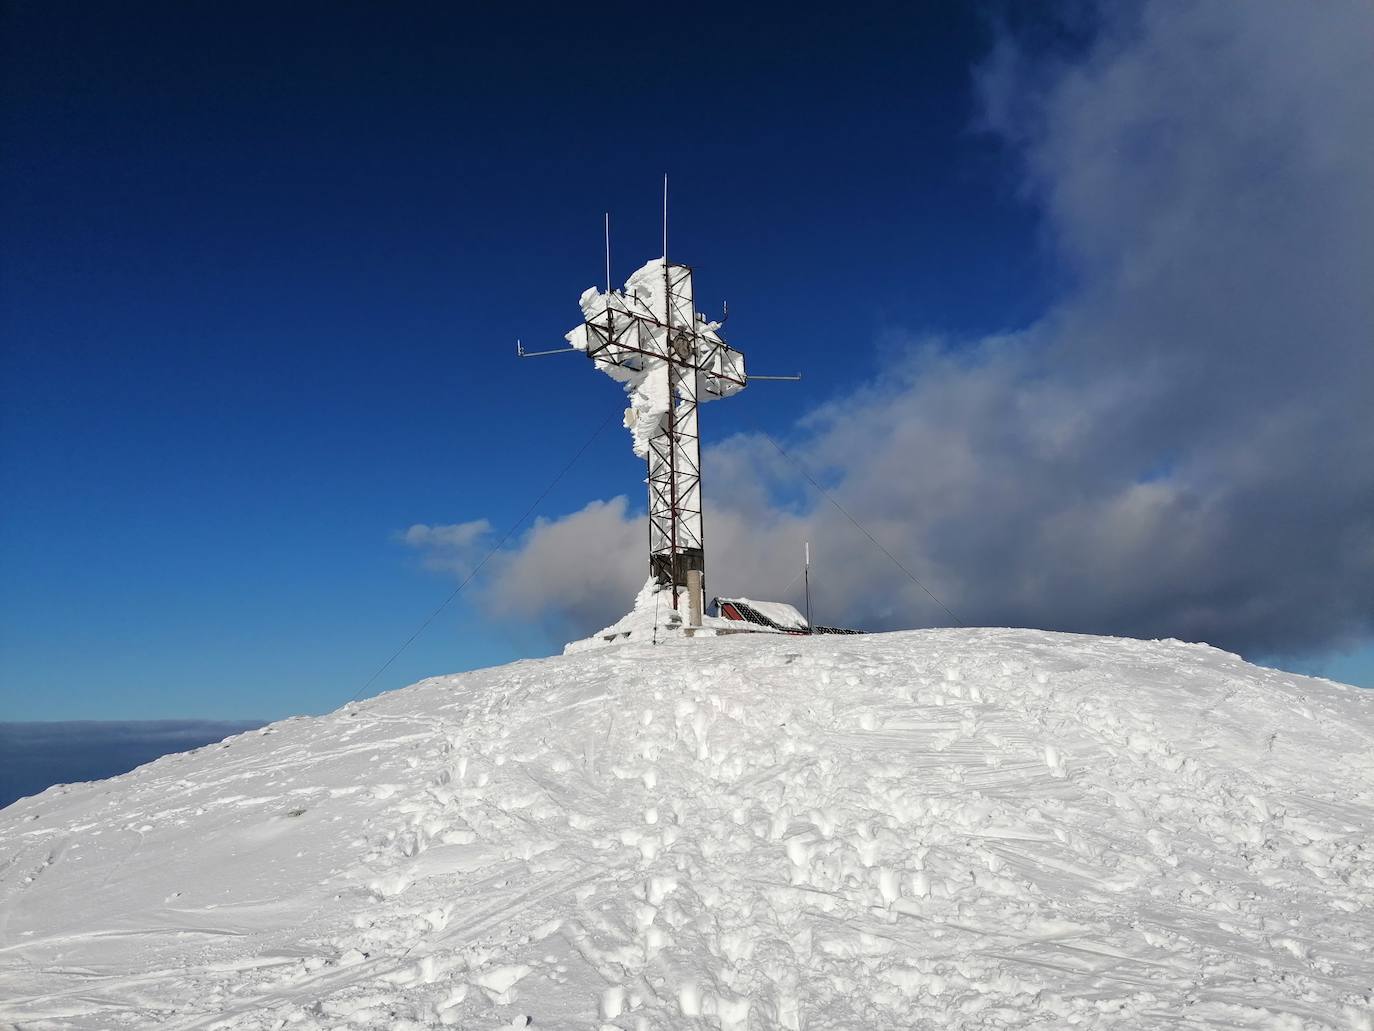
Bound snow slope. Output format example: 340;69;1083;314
1;629;1371;1030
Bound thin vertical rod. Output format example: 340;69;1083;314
687;266;703;606
662;174;668;262
804;541;812;632
604;212;611;292
663;254;679;609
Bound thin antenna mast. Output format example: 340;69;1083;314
604;212;612;292
662;173;668;262
804;541;812;632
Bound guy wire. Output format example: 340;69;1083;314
347;411;616;704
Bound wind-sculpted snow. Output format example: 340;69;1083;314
1;630;1371;1029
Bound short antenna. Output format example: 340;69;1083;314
662;173;668;264
804;541;812;632
604;212;612;292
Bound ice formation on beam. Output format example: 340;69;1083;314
566;256;746;602
566;258;746;459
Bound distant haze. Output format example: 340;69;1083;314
0;721;265;809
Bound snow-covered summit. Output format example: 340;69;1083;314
564;578;758;653
2;629;1371;1029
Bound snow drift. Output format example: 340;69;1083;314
564;578;785;653
1;629;1371;1029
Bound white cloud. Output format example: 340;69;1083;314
402;520;492;575
404;500;647;638
409;1;1374;657
479;497;646;627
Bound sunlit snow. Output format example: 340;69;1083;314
1;630;1371;1028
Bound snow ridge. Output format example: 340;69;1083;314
1;629;1371;1029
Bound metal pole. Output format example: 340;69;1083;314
687;568;702;630
804;541;812;632
659;172;676;604
664;256;679;609
685;264;703;605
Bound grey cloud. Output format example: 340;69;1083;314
411;1;1374;658
478;497;647;626
405;499;647;640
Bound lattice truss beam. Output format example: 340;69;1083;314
566;258;746;605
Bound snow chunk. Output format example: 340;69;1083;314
566;257;746;459
564;578;745;653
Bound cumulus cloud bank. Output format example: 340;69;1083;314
410;1;1374;658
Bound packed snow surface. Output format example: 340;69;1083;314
2;629;1372;1030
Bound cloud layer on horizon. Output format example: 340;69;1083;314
410;1;1374;659
0;721;267;809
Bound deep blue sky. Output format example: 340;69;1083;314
3;2;1367;721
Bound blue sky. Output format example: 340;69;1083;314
3;2;1371;721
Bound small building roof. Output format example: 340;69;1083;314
712;597;864;636
716;597;808;631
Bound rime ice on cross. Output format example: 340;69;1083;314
565;256;747;614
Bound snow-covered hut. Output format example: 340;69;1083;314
711;597;863;636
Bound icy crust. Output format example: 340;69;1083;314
2;631;1373;1030
566;257;745;459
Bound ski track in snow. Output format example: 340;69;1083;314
1;628;1371;1029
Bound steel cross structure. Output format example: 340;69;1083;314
564;256;748;612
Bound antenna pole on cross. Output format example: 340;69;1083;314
604;212;611;293
662;173;668;263
516;339;580;358
804;541;812;632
